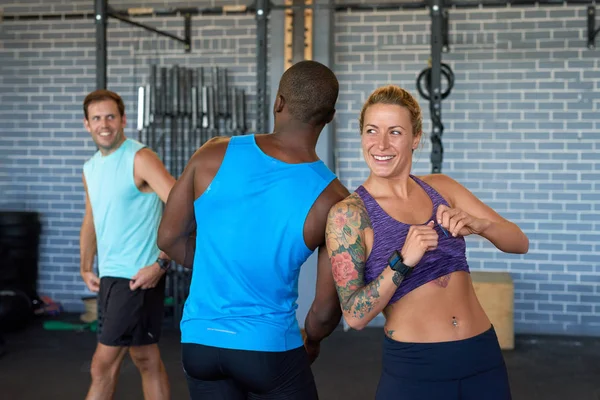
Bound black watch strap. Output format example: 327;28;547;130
157;257;171;271
387;251;412;278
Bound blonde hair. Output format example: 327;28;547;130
359;85;422;136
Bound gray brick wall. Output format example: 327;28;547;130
1;1;599;337
334;5;600;336
0;0;257;311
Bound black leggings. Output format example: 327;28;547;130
182;343;318;400
376;326;512;400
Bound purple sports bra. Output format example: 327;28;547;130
355;175;470;305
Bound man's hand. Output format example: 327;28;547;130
81;271;100;293
301;329;321;364
130;263;165;291
436;204;491;238
304;339;321;365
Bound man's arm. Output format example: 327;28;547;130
158;137;228;268
134;147;176;266
303;246;343;344
80;174;99;292
126;148;177;290
157;158;197;268
134;148;176;203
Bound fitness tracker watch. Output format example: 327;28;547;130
387;250;412;278
157;257;171;272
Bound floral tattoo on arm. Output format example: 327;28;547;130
326;193;386;320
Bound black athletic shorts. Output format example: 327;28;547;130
182;343;319;400
97;276;166;347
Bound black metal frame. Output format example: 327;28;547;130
429;0;445;174
4;0;597;167
4;0;596;19
95;0;108;90
89;0;268;129
255;0;271;134
268;0;596;11
588;6;600;49
94;0;194;89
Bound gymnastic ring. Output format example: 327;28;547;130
416;63;455;101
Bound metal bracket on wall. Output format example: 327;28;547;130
94;0;197;89
109;9;193;53
442;9;450;53
588;6;599;49
92;0;257;90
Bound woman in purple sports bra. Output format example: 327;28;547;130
325;85;529;400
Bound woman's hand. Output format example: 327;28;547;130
400;221;439;267
436;204;491;238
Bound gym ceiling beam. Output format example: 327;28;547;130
3;0;597;21
4;1;596;22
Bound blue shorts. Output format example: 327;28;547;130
376;326;512;400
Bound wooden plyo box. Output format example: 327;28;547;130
470;271;514;350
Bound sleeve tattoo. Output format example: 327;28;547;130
326;194;397;320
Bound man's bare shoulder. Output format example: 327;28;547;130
134;146;160;163
133;147;168;175
319;178;351;210
189;136;231;170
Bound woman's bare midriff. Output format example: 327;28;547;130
382;271;491;343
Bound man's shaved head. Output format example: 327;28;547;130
277;60;339;126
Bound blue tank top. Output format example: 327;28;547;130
83;139;162;279
356;175;470;305
181;134;336;352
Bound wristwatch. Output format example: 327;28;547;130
156;257;171;272
387;250;412;278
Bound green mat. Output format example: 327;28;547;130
43;320;98;332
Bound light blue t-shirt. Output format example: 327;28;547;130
83;138;162;279
181;134;336;352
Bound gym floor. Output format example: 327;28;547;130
1;316;600;400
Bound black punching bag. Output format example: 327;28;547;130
0;212;42;303
0;288;33;332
